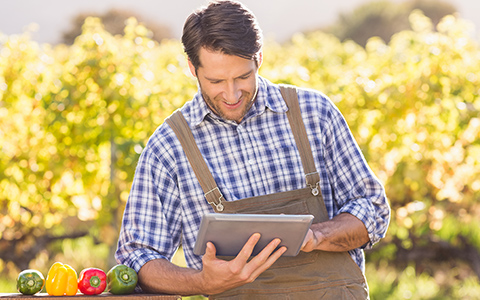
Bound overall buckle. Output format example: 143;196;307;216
205;187;225;212
305;172;320;196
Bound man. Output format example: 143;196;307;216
115;0;390;298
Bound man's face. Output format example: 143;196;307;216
189;47;262;123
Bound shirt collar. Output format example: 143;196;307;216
188;75;288;127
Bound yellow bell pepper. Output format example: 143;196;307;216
46;262;78;296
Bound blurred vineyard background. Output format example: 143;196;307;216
1;1;480;299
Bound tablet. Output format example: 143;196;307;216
193;213;314;257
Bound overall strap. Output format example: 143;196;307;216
279;85;321;196
165;112;226;212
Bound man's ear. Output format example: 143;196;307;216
257;51;263;68
187;59;197;78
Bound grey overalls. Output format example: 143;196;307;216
166;85;369;299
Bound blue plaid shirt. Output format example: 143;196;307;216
115;76;390;274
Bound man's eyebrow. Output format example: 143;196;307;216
236;70;254;78
204;70;253;81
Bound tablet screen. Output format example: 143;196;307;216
193;213;314;257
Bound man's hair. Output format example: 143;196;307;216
182;0;263;71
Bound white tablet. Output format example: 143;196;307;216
193;213;314;257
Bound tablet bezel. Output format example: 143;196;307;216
193;213;314;257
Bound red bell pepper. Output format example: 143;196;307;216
77;268;107;295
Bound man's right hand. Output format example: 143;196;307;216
199;233;287;295
138;233;286;296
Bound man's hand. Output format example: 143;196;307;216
200;233;287;295
301;213;369;253
138;233;286;296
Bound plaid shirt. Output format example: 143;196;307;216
115;76;390;274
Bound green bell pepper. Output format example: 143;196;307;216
17;269;45;295
106;264;138;294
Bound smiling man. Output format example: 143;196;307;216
191;47;260;123
115;1;390;299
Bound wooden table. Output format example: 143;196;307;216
0;294;181;300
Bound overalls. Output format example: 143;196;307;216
166;85;369;299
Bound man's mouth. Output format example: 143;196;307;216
223;98;242;108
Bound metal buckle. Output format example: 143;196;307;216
205;187;224;212
305;172;320;196
310;183;320;196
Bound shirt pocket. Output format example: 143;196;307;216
261;144;305;193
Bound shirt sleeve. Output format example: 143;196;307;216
322;100;391;249
115;143;182;273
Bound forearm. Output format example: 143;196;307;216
138;258;205;296
306;213;370;252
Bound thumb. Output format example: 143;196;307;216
301;229;314;252
203;242;217;259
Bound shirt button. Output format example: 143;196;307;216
248;159;254;165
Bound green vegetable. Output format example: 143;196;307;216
17;269;45;295
106;264;138;294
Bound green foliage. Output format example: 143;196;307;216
1;11;480;298
262;10;480;297
323;0;457;46
366;262;480;299
0;17;196;274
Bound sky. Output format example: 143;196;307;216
0;0;479;44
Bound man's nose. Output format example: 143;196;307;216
225;82;241;102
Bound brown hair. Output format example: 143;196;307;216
181;0;263;71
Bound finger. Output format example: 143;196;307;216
245;237;282;270
227;233;261;275
301;229;314;252
203;242;217;260
250;245;287;280
302;229;313;248
235;233;261;262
